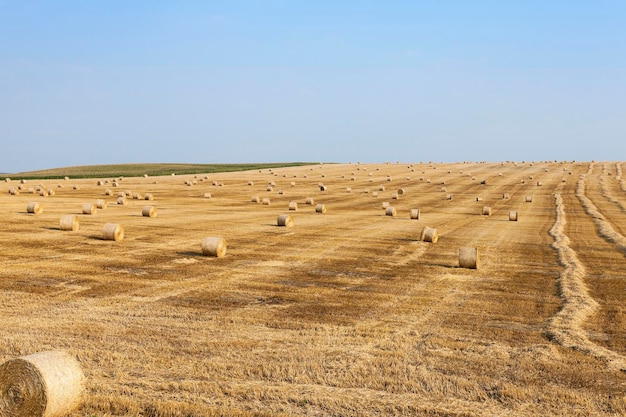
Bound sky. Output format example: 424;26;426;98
1;1;625;173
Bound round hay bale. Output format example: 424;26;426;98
248;181;254;186
144;193;154;201
96;199;107;209
482;206;492;216
372;191;379;197
72;185;79;190
9;187;19;195
125;190;132;196
262;197;271;205
420;226;438;243
201;237;227;257
319;185;327;191
117;197;127;205
391;192;399;200
266;186;273;192
315;203;326;213
39;190;47;197
503;193;510;200
291;181;296;187
346;187;352;192
305;197;314;205
47;189;55;196
97;180;104;186
251;195;260;203
81;204;96;215
277;214;294;227
475;197;483;202
204;192;212;199
59;215;79;231
278;189;284;195
536;181;542;186
28;187;35;194
385;206;397;217
446;194;453;200
4;178;10;182
397;188;405;195
509;210;519;221
382;201;390;209
410;208;420;220
525;195;533;203
133;192;142;200
102;223;124;241
379;185;385;191
20;179;26;184
288;201;298;211
142;205;156;218
0;350;84;417
27;202;42;214
104;189;112;196
116;191;125;198
440;186;447;192
459;247;478;269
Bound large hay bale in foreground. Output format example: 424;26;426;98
277;214;294;227
459;247;479;269
27;202;42;214
59;215;79;231
420;226;438;243
102;223;124;241
201;237;227;257
0;350;84;417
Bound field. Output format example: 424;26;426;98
1;161;625;416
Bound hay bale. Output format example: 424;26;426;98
0;350;84;417
72;185;79;190
509;210;518;221
459;247;479;269
59;215;79;231
475;197;483;202
277;214;294;227
204;192;212;199
397;188;405;195
379;185;385;191
536;181;542;186
105;189;112;196
251;195;260;203
47;189;55;196
117;197;127;205
382;201;390;209
4;178;10;182
440;186;447;192
248;181;254;186
372;191;379;197
319;185;327;191
142;206;156;217
482;206;492;216
96;199;107;209
503;193;510;200
144;193;154;201
446;194;453;200
102;223;124;241
9;187;19;195
132;192;142;200
201;237;227;257
81;204;96;215
410;208;420;220
27;202;42;214
305;197;314;205
392;192;399;200
266;186;273;192
315;203;326;213
39;190;47;197
385;206;397;217
420;226;438;243
278;189;284;195
288;201;298;211
346;187;352;192
525;195;533;203
262;197;271;205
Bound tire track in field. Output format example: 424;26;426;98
547;192;626;371
576;163;626;256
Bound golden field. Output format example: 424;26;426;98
1;161;625;416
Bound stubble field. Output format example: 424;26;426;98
1;161;625;416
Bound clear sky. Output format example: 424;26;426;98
1;1;625;173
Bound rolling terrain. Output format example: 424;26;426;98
1;161;625;416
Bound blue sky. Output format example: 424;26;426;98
1;1;625;172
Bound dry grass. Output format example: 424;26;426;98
1;161;625;416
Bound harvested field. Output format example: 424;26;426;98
1;161;625;416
